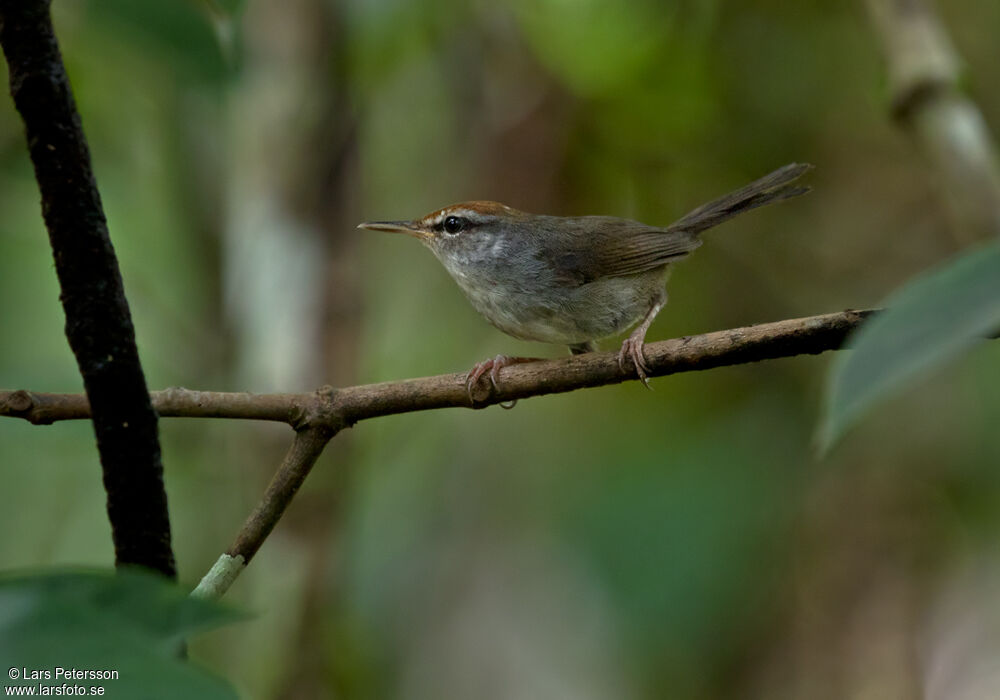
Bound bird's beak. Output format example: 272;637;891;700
357;220;431;240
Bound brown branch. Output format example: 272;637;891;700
228;425;336;564
15;305;993;600
0;0;175;576
866;0;1000;240
3;309;877;430
182;308;877;598
191;391;341;599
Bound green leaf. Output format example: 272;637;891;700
0;569;243;699
202;0;247;18
515;0;671;97
86;0;240;83
821;242;1000;451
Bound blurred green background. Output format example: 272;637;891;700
3;1;1000;698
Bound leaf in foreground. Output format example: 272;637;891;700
821;242;1000;452
0;568;243;699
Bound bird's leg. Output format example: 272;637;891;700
618;291;666;389
466;354;542;404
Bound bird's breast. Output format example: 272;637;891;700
432;234;670;345
447;261;668;345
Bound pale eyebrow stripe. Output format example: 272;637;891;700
423;207;481;228
421;211;445;228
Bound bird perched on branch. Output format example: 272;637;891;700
360;163;812;398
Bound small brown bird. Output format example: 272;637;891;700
360;163;811;397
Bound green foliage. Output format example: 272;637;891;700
85;0;241;81
0;569;243;699
821;242;1000;451
202;0;247;19
515;0;670;97
562;411;801;673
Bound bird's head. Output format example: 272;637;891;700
358;201;527;256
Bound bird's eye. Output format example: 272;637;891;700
443;216;467;234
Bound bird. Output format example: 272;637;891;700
359;163;812;398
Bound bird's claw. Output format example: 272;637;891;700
465;359;492;395
465;354;541;406
618;336;651;389
466;354;514;404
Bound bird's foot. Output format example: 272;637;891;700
465;354;540;407
618;333;652;389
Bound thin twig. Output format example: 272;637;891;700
191;387;343;599
229;426;336;561
0;0;175;576
193;425;336;599
3;309;877;429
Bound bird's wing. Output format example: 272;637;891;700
537;216;702;286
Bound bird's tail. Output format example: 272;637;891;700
666;163;812;235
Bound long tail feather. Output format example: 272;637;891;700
667;163;813;235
